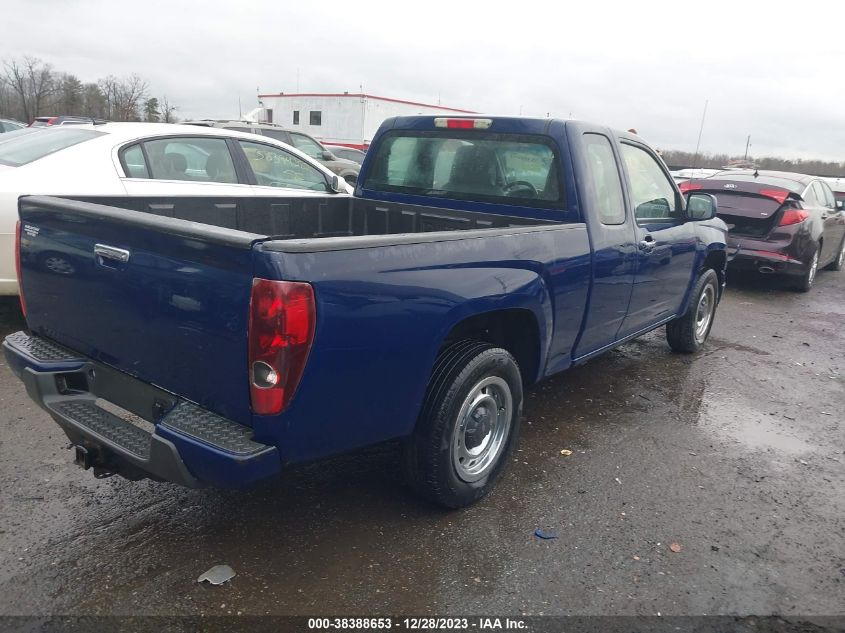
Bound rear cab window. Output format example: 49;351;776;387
362;130;562;209
0;128;105;166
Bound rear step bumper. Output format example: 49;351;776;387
3;331;280;488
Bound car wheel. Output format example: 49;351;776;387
666;268;719;353
402;340;523;508
824;237;845;271
794;245;819;292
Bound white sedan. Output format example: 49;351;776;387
0;123;351;295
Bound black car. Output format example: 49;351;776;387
682;170;845;291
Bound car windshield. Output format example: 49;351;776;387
363;130;562;207
0;127;104;166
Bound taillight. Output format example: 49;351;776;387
433;118;492;129
15;220;26;317
759;188;789;205
248;279;315;415
679;182;703;194
778;208;809;226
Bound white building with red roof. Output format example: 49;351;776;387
252;92;475;149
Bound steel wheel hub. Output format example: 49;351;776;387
452;376;513;483
695;284;715;343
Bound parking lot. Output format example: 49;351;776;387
0;271;842;618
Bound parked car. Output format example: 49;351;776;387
681;170;845;291
324;144;366;165
824;177;845;207
0;119;26;133
0;122;350;294
29;115;108;127
185;120;360;184
5;116;726;507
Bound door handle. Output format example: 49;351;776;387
639;235;655;252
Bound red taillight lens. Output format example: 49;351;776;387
15;220;26;316
679;182;703;194
248;279;315;415
778;208;809;226
759;188;789;205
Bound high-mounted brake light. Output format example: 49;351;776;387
15;221;26;317
248;279;315;415
778;208;809;226
759;188;789;205
433;118;492;130
679;182;703;194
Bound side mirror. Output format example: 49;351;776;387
329;174;346;193
321;150;334;161
685;192;718;220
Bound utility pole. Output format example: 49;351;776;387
744;135;751;161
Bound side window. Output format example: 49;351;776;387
290;133;325;160
583;134;625;225
824;184;837;209
620;143;678;222
814;181;833;208
121;143;149;178
143;137;238;184
239;140;329;192
803;185;817;206
224;126;253;134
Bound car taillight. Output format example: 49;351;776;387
679;182;703;194
778;208;809;226
759;188;789;205
248;279;315;415
15;221;26;317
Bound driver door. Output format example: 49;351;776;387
616;141;697;336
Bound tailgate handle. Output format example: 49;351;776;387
94;244;130;263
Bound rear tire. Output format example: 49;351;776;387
666;268;719;353
402;341;523;508
824;237;845;271
793;244;819;292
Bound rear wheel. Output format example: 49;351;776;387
402;341;522;508
824;237;845;271
793;245;819;292
666;268;719;353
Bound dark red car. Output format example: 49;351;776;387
681;170;845;291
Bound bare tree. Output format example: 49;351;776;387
97;75;118;120
1;56;56;122
159;95;178;123
113;74;148;121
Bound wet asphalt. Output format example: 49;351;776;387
0;270;842;619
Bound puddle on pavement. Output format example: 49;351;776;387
697;396;814;455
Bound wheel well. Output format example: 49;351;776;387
440;309;541;385
702;250;727;287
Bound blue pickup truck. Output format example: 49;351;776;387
5;116;727;507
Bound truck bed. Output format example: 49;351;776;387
70;194;560;242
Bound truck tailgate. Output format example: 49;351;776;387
18;196;262;426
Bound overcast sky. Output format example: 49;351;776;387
3;0;844;161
